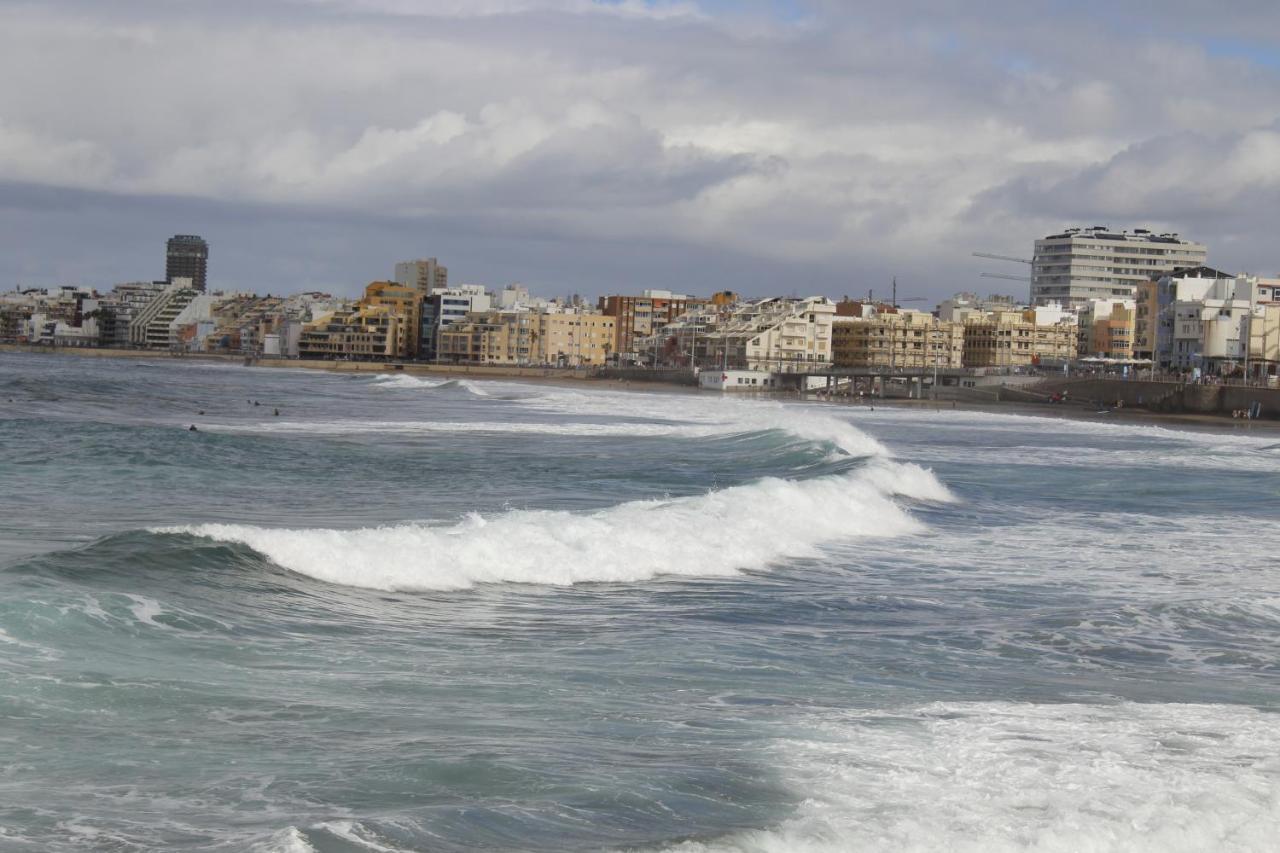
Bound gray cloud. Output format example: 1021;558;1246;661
1;0;1278;298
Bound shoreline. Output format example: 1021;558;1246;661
5;343;1274;434
815;396;1280;435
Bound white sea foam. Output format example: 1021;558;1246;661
370;373;489;396
368;373;448;390
157;462;949;591
312;821;401;851
656;701;1280;853
833;406;1280;471
253;827;317;853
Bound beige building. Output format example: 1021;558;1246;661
962;309;1078;367
1133;280;1159;360
698;296;835;373
537;312;616;366
299;306;392;360
438;310;615;366
394;258;448;294
437;310;532;365
832;310;963;369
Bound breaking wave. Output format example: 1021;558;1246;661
364;373;891;457
370;373;491;396
156;461;951;591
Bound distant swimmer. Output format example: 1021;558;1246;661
188;425;198;432
273;408;279;416
253;400;260;407
198;410;205;415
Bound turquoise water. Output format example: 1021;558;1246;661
1;352;1278;852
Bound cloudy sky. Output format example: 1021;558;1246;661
2;0;1279;301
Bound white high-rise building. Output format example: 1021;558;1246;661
1032;227;1207;307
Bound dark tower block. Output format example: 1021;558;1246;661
166;235;209;292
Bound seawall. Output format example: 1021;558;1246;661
1034;377;1280;419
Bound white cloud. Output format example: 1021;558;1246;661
0;0;1278;295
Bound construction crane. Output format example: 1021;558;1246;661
972;251;1032;265
973;251;1033;295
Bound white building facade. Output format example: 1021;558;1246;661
1033;227;1207;307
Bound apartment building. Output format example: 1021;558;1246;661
1032;227;1207;306
1078;299;1136;359
438;309;616;366
696;296;836;373
962;309;1078;367
361;281;422;358
598;290;710;358
297;281;421;360
832;309;964;369
538;312;616;366
166;235;208;292
298;305;406;360
394;258;448;294
437;311;532;365
129;280;198;348
421;286;492;361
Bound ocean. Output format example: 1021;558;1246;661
1;351;1278;852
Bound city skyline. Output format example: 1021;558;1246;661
1;1;1279;298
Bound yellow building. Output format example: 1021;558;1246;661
298;305;404;360
361;280;422;358
298;281;420;360
1247;303;1280;379
537;312;616;366
832;310;963;369
962;310;1078;367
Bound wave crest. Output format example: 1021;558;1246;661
156;462;950;591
